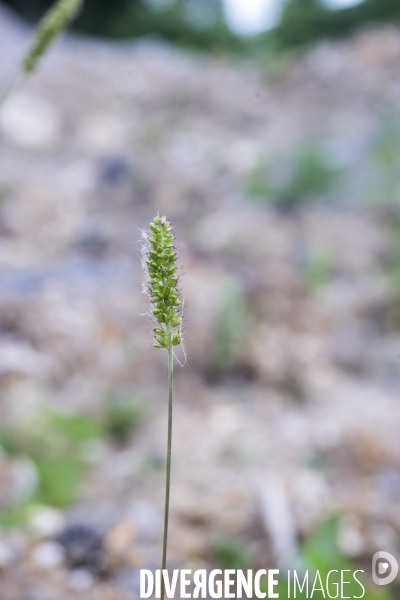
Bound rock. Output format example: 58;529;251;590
209;404;241;437
368;524;398;555
68;568;95;591
0;340;55;379
10;457;38;501
57;525;106;573
99;156;132;186
104;519;147;570
288;469;330;534
338;517;365;557
169;526;208;561
128;501;162;542
376;468;400;501
28;506;66;538
0;92;61;150
259;473;298;568
330;321;375;374
0;455;38;510
104;520;136;558
121;547;147;569
76;112;128;153
0;541;16;568
76;227;111;258
32;541;64;568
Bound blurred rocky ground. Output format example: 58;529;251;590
1;3;400;598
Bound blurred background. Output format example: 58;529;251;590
0;0;400;598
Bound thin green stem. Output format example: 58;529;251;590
161;324;173;600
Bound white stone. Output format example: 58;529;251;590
33;542;64;568
76;112;128;152
0;92;61;150
0;541;16;567
68;568;95;591
0;340;54;379
12;457;38;500
338;522;365;557
29;505;66;538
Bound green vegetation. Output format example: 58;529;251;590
368;122;400;208
381;215;400;331
210;518;390;599
5;0;400;53
299;517;389;600
104;395;145;444
304;249;334;293
259;517;390;599
0;499;33;528
0;411;100;508
204;280;252;384
213;536;250;570
104;1;241;52
47;411;101;440
35;455;85;506
211;281;249;371
0;398;145;519
2;0;240;52
247;145;339;211
269;0;400;50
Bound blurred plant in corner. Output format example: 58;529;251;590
4;0;400;55
1;0;240;51
259;517;391;600
299;517;391;600
210;519;391;599
267;0;400;50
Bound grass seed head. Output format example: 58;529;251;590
23;0;84;74
142;214;183;349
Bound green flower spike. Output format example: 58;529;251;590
142;213;183;349
1;0;84;107
141;213;184;600
22;0;84;74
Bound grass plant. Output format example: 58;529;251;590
141;213;184;600
1;0;84;104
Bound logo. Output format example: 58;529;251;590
372;551;398;586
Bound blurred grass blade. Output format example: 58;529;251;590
22;0;84;74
